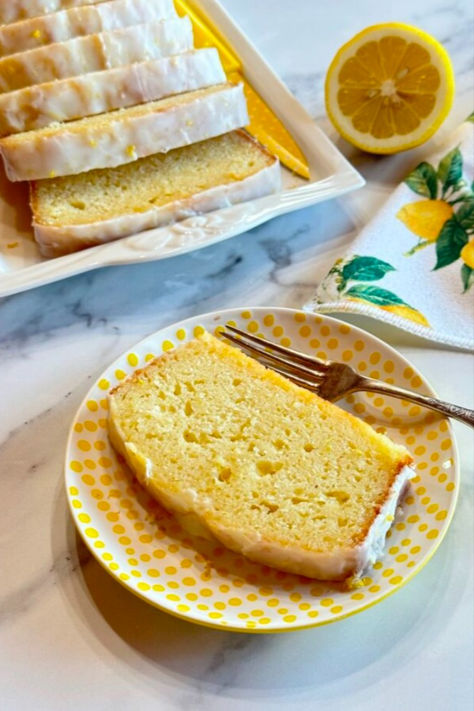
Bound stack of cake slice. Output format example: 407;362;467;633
0;0;281;256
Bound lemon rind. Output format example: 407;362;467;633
325;22;455;154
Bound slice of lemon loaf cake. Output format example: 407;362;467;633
30;131;281;256
108;331;413;581
0;49;225;137
0;0;175;57
0;83;248;181
0;16;193;93
0;0;110;25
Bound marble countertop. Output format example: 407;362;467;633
1;1;473;709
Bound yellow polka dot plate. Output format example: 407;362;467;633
66;308;459;633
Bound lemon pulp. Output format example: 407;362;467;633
325;23;455;153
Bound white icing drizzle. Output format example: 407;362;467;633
1;83;248;181
0;0;175;58
0;16;193;93
1;1;118;28
0;49;225;136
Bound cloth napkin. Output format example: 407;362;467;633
304;115;474;351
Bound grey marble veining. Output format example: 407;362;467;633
0;1;473;710
0;202;356;357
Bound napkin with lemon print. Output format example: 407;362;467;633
305;115;474;350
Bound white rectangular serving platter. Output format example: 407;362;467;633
0;0;364;298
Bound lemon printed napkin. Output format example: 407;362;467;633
305;116;474;350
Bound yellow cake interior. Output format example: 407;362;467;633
31;131;273;226
108;331;412;565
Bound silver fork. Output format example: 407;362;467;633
222;325;474;427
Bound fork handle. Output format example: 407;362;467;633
358;377;474;427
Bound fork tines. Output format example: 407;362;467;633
222;324;328;390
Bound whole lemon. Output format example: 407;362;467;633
396;200;453;241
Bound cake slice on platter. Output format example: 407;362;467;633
0;0;110;25
0;16;193;93
0;82;248;181
30;130;281;256
0;0;176;57
0;49;225;136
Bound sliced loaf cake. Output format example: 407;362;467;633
0;16;193;93
0;49;225;136
0;83;248;181
0;0;110;25
30;130;281;256
0;0;175;57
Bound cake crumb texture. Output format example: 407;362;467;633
32;131;274;226
108;331;412;579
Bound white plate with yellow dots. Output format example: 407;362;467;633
66;307;459;633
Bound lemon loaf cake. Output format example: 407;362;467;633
30;131;281;256
0;16;192;93
0;0;109;25
0;0;175;57
108;331;413;581
0;83;248;181
0;49;225;137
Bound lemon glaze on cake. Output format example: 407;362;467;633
0;49;225;137
0;0;110;25
0;16;193;94
0;83;248;181
108;331;413;581
0;0;176;58
30;131;280;256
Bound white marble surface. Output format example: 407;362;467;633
1;1;473;709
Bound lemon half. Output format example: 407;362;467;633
325;23;455;154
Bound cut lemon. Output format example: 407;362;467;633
325;23;455;154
